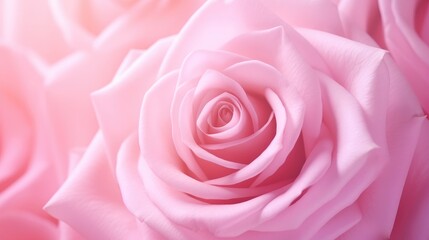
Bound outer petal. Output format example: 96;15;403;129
46;47;126;153
117;133;189;240
261;0;343;35
391;119;429;240
159;0;269;73
160;0;338;74
335;0;385;46
91;36;173;163
45;133;154;240
301;29;424;239
0;212;57;240
380;0;429;113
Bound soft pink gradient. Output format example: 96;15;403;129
44;0;425;239
0;0;71;64
391;120;429;240
0;45;66;239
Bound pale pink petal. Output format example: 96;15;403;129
91;37;173;163
391;120;429;240
0;211;57;240
379;0;429;112
222;26;324;153
159;0;289;74
260;0;343;36
46;47;131;152
45;133;145;240
95;0;204;50
0;44;61;212
116;133;188;240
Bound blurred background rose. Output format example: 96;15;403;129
0;0;203;239
0;45;69;240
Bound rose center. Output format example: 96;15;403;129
217;104;233;126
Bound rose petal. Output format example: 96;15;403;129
91;36;173;164
46;47;129;151
379;0;429;112
116;133;187;240
45;133;145;240
159;0;288;74
0;211;57;240
391;120;429;240
223;26;324;153
260;0;343;36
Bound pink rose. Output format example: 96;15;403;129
0;45;62;239
336;0;429;114
46;0;424;239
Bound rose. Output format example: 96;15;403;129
336;0;429;114
0;45;63;239
45;0;203;155
46;0;424;239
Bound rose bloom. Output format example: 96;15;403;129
46;0;425;239
335;0;429;114
0;45;66;239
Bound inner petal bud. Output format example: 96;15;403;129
213;102;233;127
197;92;253;144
